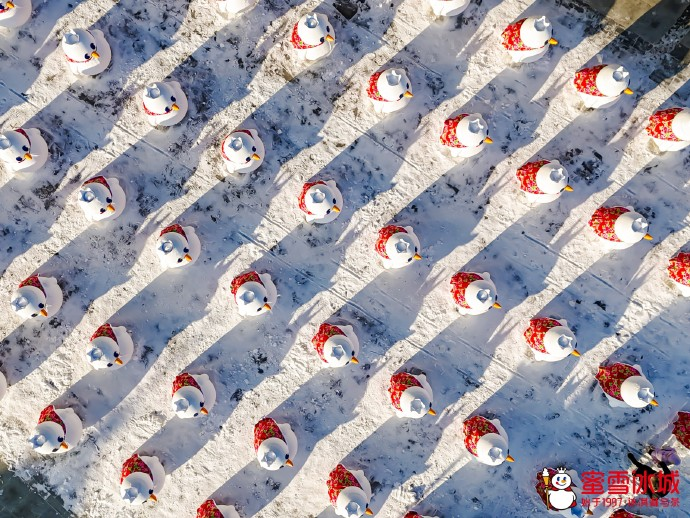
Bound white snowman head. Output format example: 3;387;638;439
172;385;208;418
121;472;156;505
614;210;652;243
385;232;421;266
304;183;340;218
157;231;193;268
597;65;633;97
10;285;47;319
323;334;358;367
143;82;181;116
552;468;572;489
235;280;271;315
457;114;492;147
257;437;292;470
465;276;500;312
78;179;115;219
377;69;413;102
297;13;334;47
0;130;32;166
400;385;435;418
62;29;100;64
29;422;68;454
522;16;557;49
221;132;261;167
620;375;657;408
536;161;571;195
543;325;579;357
88;336;124;369
336;486;372;517
476;432;512;465
672;109;690;141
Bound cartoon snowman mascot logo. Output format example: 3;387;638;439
544;467;576;511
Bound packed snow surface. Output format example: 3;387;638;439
1;0;690;516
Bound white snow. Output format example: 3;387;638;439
1;0;689;517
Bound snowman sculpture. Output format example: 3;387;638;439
647;107;690;153
389;371;437;418
87;323;134;370
427;0;469;17
77;175;126;221
501;16;558;63
254;417;298;470
171;373;216;419
668;252;690;297
375;225;422;269
536;467;584;515
120;453;166;505
0;127;50;173
524;317;580;362
312;322;360;367
0;371;6;400
298;180;343;224
0;0;31;27
217;0;257;18
463;415;514;465
290;13;335;62
673;412;690;451
10;275;63;321
450;271;501;316
515;159;573;203
156;223;201;269
366;68;413;114
197;499;241;518
142;81;188;127
440;113;493;158
573;64;633;109
588;205;652;249
29;405;83;454
221;129;265;175
231;271;277;317
62;28;111;76
404;512;438;518
596;363;658;409
327;464;375;517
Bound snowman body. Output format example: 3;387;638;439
647;108;690;153
668;252;690;297
588;206;652;250
440;113;492;158
0;371;6;400
254;417;298;470
197;500;242;518
327;464;374;518
524;318;579;362
313;322;360;367
502;16;557;63
463;415;513;465
87;323;134;370
142;81;188;127
574;64;633;109
367;68;413;114
298;180;343;224
10;275;63;321
450;271;500;316
427;0;470;17
172;373;216;419
389;372;436;419
0;0;31;27
217;0;257;18
157;224;201;269
232;271;277;317
221;129;265;175
596;363;657;409
120;454;166;505
62;28;111;76
29;406;82;454
375;225;422;269
516;160;571;203
0;128;49;173
291;13;335;62
77;176;126;221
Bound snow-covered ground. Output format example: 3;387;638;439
1;0;690;516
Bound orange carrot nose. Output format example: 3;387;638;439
106;204;115;212
492;302;502;309
650;399;659;406
564;185;574;192
506;455;515;462
350;356;359;364
325;34;335;42
571;349;581;357
623;88;634;95
263;303;272;311
24;152;32;160
6;1;15;7
149;494;157;502
403;91;413;98
548;37;558;45
171;103;180;111
643;233;653;241
115;357;124;365
413;253;422;260
91;51;100;59
484;136;493;144
184;254;193;262
428;408;437;416
365;509;374;516
200;407;209;415
60;442;69;449
252;153;261;160
332;205;341;213
40;309;48;317
285;459;294;467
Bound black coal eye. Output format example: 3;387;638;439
90;43;96;49
16;157;22;162
399;94;403;99
285;454;289;459
245;157;251;162
193;412;199;417
351;351;355;356
326;209;331;214
414;247;418;252
38;303;44;308
58;437;64;442
165;106;171;113
407;257;412;262
171;96;176;102
332;198;336;203
106;197;112;203
429;403;432;407
320;37;324;43
200;402;204;407
107;363;113;367
406;83;410;89
31;313;38;317
177;258;183;263
149;489;153;495
84;54;90;59
257;307;261;312
22;145;28;151
114;352;119;357
100;208;106;213
326;26;330;32
52;448;58;452
263;297;267;302
252;146;256;152
183;248;189;253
